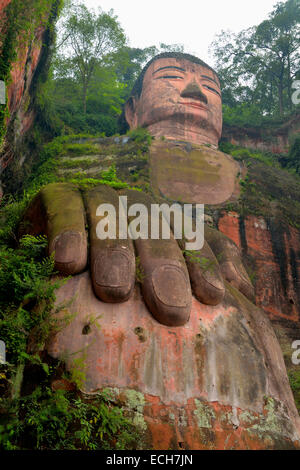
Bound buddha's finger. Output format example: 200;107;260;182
21;183;87;275
167;210;225;306
84;185;135;303
204;225;255;302
183;239;225;306
122;189;192;327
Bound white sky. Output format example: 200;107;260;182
84;0;280;66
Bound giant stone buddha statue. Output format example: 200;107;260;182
22;53;300;449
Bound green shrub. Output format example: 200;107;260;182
64;143;100;156
0;387;139;450
286;136;300;175
0;235;64;364
288;372;300;412
127;127;153;148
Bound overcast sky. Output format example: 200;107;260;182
84;0;280;66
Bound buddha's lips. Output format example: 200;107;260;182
179;101;208;111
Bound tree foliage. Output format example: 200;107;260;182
56;2;126;115
286;135;300;173
44;1;184;136
211;0;300;121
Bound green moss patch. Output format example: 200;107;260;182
219;143;300;228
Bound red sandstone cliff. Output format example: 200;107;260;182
222;114;300;155
0;0;59;195
218;211;300;373
218;212;300;322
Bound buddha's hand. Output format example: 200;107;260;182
21;183;254;326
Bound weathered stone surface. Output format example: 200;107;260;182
47;272;300;449
0;0;10;11
218;212;300;323
217;211;300;406
222;114;300;154
150;141;241;205
125;54;222;147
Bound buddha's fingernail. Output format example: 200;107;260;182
92;249;135;302
145;265;192;326
54;231;86;274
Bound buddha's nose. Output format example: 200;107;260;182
180;81;208;104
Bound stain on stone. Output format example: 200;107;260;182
238;216;248;253
134;326;147;343
204;311;266;410
144;335;164;397
268;219;289;300
193;399;216;429
194;332;206;391
82;324;91;335
290;247;300;307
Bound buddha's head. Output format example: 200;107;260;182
125;52;222;147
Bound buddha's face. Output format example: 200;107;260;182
125;57;222;147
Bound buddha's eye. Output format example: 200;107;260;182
156;75;183;80
202;84;221;96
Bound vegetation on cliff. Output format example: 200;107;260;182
219;141;300;229
285;135;300;174
211;0;300;125
0;187;137;451
0;0;64;148
1;0;299;183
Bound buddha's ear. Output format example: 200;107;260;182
124;96;138;128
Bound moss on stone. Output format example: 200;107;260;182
220;144;300;228
152;146;222;189
123;389;147;432
150;142;240;204
239;410;257;425
41;183;86;240
288;371;300;412
59;157;100;170
64;143;101;156
248;397;283;437
193;399;216;429
125;389;146;413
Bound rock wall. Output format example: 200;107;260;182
0;0;59;195
218;212;300;322
218;211;300;376
222;114;300;154
0;0;10;10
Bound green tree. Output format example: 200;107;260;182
211;0;300;118
113;46;158;101
41;3;185;136
56;2;126;114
